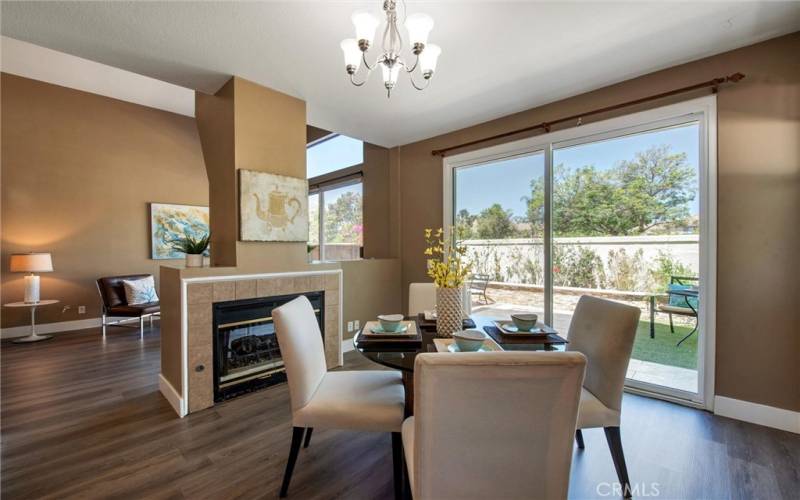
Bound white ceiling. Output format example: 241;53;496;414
2;1;798;147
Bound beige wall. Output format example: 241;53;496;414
395;32;800;412
0;73;208;328
340;258;401;340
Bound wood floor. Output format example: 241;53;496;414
2;325;798;499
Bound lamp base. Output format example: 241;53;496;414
12;333;53;343
23;274;41;304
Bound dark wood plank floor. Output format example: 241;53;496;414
2;325;798;499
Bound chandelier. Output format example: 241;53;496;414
340;1;441;97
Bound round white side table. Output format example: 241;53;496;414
3;300;60;343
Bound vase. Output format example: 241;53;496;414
435;286;464;338
185;254;204;268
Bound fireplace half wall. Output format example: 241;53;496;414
158;269;342;417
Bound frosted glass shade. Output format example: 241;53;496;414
340;39;362;70
352;11;379;44
405;13;434;46
419;44;442;74
10;253;53;273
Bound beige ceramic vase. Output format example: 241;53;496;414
435;286;464;338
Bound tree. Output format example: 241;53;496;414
524;145;696;236
324;191;363;244
475;203;515;239
455;209;476;239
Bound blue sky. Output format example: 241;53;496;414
307;135;363;178
455;122;700;218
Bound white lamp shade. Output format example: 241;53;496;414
419;44;442;74
381;61;400;86
10;253;53;273
405;13;434;46
340;39;362;70
351;11;380;44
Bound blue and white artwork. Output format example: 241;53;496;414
149;203;210;259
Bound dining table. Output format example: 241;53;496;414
353;314;568;416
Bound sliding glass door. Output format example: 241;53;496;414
445;98;715;406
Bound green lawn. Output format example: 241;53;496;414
631;321;697;370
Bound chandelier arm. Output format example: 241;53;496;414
409;73;431;91
349;72;368;87
405;54;419;74
361;51;375;71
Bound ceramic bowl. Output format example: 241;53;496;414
453;329;486;352
377;314;404;332
511;313;538;331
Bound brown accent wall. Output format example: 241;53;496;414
0;73;208;328
395;32;800;411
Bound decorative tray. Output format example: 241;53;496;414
433;337;504;353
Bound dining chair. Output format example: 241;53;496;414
407;282;471;317
273;296;406;499
402;351;587;500
567;295;641;498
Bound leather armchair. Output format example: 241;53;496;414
96;274;160;337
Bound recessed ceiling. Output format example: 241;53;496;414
2;1;798;147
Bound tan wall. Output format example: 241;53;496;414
340;258;401;340
395;32;800;412
0;73;208;328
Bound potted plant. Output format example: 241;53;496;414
424;227;472;337
169;231;211;268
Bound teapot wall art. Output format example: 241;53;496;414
239;169;309;242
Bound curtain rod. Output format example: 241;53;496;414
431;72;745;157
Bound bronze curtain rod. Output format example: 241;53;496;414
431;72;745;157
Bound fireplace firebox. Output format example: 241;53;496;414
212;291;324;401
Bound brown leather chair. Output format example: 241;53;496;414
96;274;160;337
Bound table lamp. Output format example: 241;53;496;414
10;253;53;303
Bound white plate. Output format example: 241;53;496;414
369;324;410;334
493;320;546;335
433;337;504;353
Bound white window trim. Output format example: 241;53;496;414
443;95;717;410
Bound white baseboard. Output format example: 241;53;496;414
714;396;800;434
159;374;186;418
342;338;355;354
1;317;101;339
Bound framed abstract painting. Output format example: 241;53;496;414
149;203;210;259
239;169;309;242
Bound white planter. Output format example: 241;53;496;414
185;254;204;268
435;286;464;338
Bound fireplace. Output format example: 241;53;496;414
212;291;324;401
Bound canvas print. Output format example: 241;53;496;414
150;203;210;259
239;169;308;242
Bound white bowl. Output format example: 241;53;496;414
378;314;404;332
452;329;486;351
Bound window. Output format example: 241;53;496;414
307;134;364;261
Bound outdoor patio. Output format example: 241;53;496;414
471;284;698;393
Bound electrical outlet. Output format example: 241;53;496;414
353;320;360;331
347;321;354;332
78;306;86;314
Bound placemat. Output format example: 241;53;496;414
416;313;476;331
483;326;568;346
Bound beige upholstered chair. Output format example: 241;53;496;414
402;351;587;500
567;295;641;498
407;282;471;317
273;296;405;498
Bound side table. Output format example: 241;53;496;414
3;300;60;343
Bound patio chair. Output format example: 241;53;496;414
657;275;699;346
468;274;490;304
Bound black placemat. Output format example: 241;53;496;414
483;326;568;345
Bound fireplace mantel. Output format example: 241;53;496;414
158;268;343;417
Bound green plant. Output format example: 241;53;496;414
649;250;694;291
552;245;605;288
605;248;647;291
168;231;210;255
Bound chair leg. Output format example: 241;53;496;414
669;313;675;333
280;426;305;498
575;429;585;449
677;320;699;347
392;432;403;500
139;316;144;338
604;427;631;498
303;427;313;448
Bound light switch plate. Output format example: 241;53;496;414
347;321;354;332
78;306;86;314
354;320;360;330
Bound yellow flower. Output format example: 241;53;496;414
424;248;433;256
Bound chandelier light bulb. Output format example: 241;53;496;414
419;43;441;78
381;61;400;90
405;13;434;47
351;11;380;46
340;39;362;73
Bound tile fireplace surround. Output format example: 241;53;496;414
158;268;343;417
